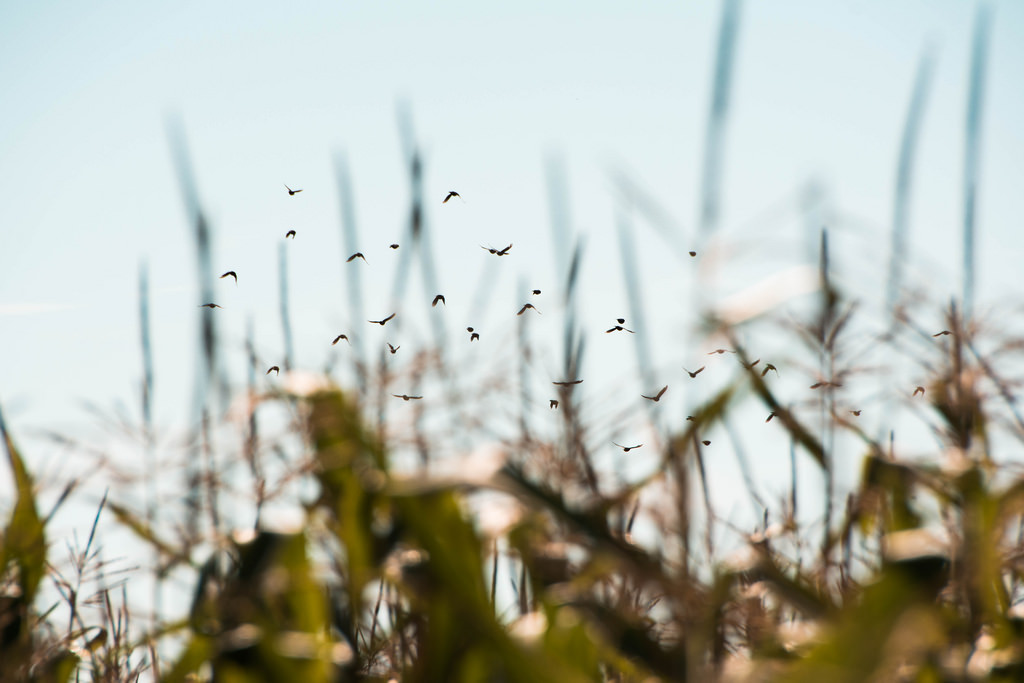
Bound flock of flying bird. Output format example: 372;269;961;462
199;185;939;452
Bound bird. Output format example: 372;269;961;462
641;386;668;402
553;379;583;386
850;410;862;416
532;289;541;295
347;252;367;263
467;326;474;332
332;334;349;345
766;411;777;423
443;191;460;203
740;358;761;370
932;330;951;337
432;294;446;307
549;399;559;409
689;251;697;257
761;364;779;377
913;386;925;397
387;343;400;354
707;348;735;355
470;332;480;342
266;366;279;375
199;303;222;309
481;243;513;256
683;366;705;378
390;243;400;249
392;394;423;401
517;303;540;315
613;442;643;452
285;230;296;239
369;313;396;326
284;184;303;196
810;381;841;389
616;318;626;325
219;271;237;283
701;440;711;446
606;325;635;334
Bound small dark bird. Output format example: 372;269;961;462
701;440;711;446
347;252;367;263
761;364;779;377
707;348;735;355
613;442;643;452
932;330;951;337
470;332;480;342
266;366;279;375
369;313;396;326
387;343;400;354
740;358;761;370
517;303;540;315
392;394;423;401
766;411;777;423
432;294;446;307
850;410;862;416
553;379;584;386
219;271;237;283
641;386;668;402
481;243;513;256
199;303;222;309
549;399;559;409
617;318;626;325
683;366;705;378
689;251;697;257
332;334;349;345
606;325;635;334
284;184;302;196
467;327;474;332
686;415;696;421
913;386;925;397
810;381;842;389
285;230;296;239
443;191;460;203
390;243;400;249
532;289;541;295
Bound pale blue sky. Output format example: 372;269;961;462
2;1;1024;514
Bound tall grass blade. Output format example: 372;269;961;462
615;202;656;394
333;152;368;390
962;4;992;319
278;242;294;371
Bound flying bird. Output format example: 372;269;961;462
285;230;296;239
369;313;396;326
616;318;626;325
284;184;303;196
266;366;279;375
641;386;668;402
332;334;349;345
761;364;779;377
387;343;400;354
347;252;367;263
532;289;541;295
467;327;474;332
392;394;423;401
933;330;951;337
390;243;400;249
199;303;222;309
850;410;862;416
707;348;735;355
481;243;513;256
683;366;705;378
470;332;480;342
552;379;583;386
613;442;643;452
432;294;446;307
442;191;460;203
913;386;925;397
549;399;559;409
701;440;711;446
606;325;635;334
219;271;237;283
689;251;697;257
810;381;842;389
740;358;761;370
766;411;777;423
517;303;540;315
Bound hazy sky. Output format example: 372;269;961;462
2;1;1024;512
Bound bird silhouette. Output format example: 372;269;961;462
199;303;222;309
284;184;302;196
470;332;480;342
481;243;513;256
605;325;634;334
549;399;559;409
913;386;925;397
810;381;842;389
766;411;777;423
347;252;367;263
332;334;349;345
392;394;423;401
740;358;761;370
850;410;862;416
432;294;446;307
219;271;237;283
932;330;951;337
701;440;711;446
689;251;697;257
641;386;668;402
707;348;735;355
553;379;583;386
616;318;626;325
517;303;540;315
467;327;474;332
390;243;400;249
369;313;396;326
613;442;643;452
443;191;460;203
285;230;296;239
266;366;279;375
683;366;705;378
532;289;541;295
387;343;400;354
761;363;779;377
